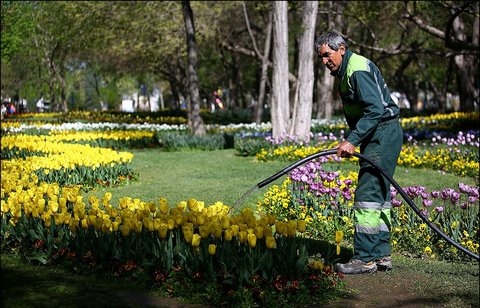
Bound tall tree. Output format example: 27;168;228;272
315;1;345;121
182;0;206;135
242;2;272;124
290;1;318;141
403;1;479;111
31;1;85;112
271;1;290;141
0;1;37;102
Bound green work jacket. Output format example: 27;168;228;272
334;49;399;146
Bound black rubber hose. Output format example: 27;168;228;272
256;149;480;261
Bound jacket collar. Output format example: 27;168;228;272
333;49;353;78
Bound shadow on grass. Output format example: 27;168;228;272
0;260;160;308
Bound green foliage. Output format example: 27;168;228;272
234;134;271;156
158;131;226;151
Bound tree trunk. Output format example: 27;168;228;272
271;1;289;141
316;65;335;120
254;10;273;124
59;71;68;112
315;1;344;120
452;7;479;111
182;0;205;135
290;1;318;142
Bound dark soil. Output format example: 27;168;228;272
2;253;478;308
107;272;475;308
110;259;479;308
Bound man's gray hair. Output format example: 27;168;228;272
314;31;349;51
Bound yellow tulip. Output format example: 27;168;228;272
176;201;187;212
121;225;131;237
230;225;239;236
112;221;120;232
220;216;230;229
152;218;161;230
37;198;46;208
199;225;210;238
53;213;64;225
253;226;264;239
297;220;306;233
94;217;103;230
59;197;67;208
223;229;233;241
335;230;344;244
275;221;286;236
144;218;155;232
196;213;206;226
287;221;297;237
175;214;185;226
81;218;88;229
212;223;223;239
69;218;79;232
247;233;257;248
311;260;324;270
167;217;175;230
88;195;99;206
238;231;248;243
265;235;276;249
187;212;196;224
184;229;193;243
159;200;169;215
246;215;256;228
147;202;156;213
158;223;168;239
102;219;112;233
134;221;142;233
183;223;193;233
42;212;52;227
187;198;198;212
263;225;273;238
267;214;277;226
1;199;9;213
87;215;96;226
208;244;217;255
191;233;201;247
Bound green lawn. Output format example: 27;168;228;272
87;148;476;209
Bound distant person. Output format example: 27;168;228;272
1;103;7;120
315;31;403;274
214;90;223;110
36;96;45;112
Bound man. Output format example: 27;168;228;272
314;31;403;274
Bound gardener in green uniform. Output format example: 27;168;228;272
314;31;403;274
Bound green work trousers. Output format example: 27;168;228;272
353;118;403;262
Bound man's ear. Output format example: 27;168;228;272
339;45;346;56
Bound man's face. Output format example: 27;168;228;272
317;44;345;74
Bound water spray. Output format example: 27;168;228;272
233;149;480;261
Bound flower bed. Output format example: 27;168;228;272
1;111;478;305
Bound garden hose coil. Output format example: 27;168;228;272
255;149;480;261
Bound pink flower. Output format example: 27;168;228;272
422;199;433;207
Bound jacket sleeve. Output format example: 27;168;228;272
346;71;384;146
